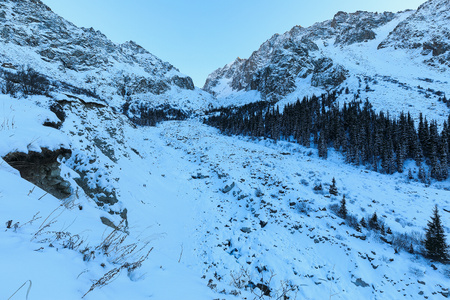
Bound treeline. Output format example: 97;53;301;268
205;92;450;181
123;101;188;126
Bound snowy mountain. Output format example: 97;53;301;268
379;0;450;68
0;0;214;114
1;0;450;299
204;0;450;124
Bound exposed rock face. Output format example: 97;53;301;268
54;97;122;206
203;58;246;97
3;148;72;199
0;0;206;113
203;11;397;99
331;11;395;45
311;58;348;87
378;0;450;67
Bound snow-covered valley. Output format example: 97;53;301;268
1;0;450;299
1;93;449;299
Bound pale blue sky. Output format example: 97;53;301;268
41;0;425;87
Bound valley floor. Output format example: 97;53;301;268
1;99;450;299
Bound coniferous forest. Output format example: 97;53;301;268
205;92;450;181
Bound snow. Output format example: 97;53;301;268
0;0;215;115
0;95;219;300
0;95;70;156
1;0;450;298
315;10;450;124
207;8;450;125
2;93;450;299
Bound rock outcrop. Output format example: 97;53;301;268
3;148;72;199
204;1;450;104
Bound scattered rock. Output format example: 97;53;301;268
222;182;235;193
192;173;209;179
240;227;252;233
352;278;370;288
260;220;268;228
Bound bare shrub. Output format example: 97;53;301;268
82;247;153;298
1;66;50;97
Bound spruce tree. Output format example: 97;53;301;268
329;177;338;196
318;132;328;159
369;212;380;231
439;132;449;180
424;205;448;262
360;217;367;229
338;194;347;219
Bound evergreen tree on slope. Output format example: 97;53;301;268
425;205;448;262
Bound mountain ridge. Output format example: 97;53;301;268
204;0;449;123
0;0;214;114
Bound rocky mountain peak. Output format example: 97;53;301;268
203;10;398;101
378;0;450;68
329;10;396;45
204;0;449;117
0;0;211;113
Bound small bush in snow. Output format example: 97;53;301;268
298;201;313;215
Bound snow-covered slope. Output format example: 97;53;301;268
379;0;450;68
0;0;214;113
0;93;218;299
1;91;450;299
204;0;450;123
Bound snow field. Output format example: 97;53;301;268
1;93;450;299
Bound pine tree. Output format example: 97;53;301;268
424;205;449;262
439;131;449;180
430;143;441;180
338;195;347;219
360;217;367;229
418;166;426;183
318;132;328;159
369;212;380;231
329;177;338;196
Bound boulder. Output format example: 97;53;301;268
3;148;72;199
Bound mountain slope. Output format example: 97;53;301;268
204;0;450;124
379;0;450;68
0;0;213;113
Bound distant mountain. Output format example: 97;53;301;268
378;0;450;68
0;0;213;114
204;0;449;123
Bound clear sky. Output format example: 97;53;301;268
41;0;425;87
